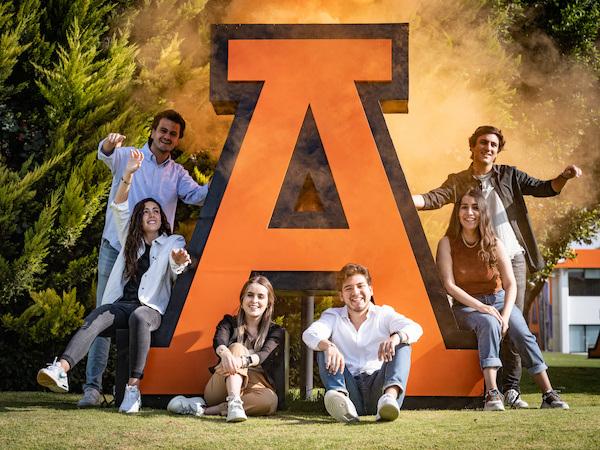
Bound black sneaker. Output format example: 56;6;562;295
541;390;569;409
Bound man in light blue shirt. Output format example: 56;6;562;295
78;110;210;407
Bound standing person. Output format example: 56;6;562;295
37;150;192;413
412;125;581;408
167;276;284;422
79;110;210;407
436;189;568;410
302;264;423;423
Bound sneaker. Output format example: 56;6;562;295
504;389;529;409
323;390;359;423
77;388;101;407
167;395;207;416
484;388;505;411
375;393;400;421
119;384;141;414
226;396;247;422
37;358;69;393
541;390;569;409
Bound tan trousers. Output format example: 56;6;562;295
204;343;278;416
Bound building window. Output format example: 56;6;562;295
568;269;600;296
569;325;600;353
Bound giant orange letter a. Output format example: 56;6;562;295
142;24;483;407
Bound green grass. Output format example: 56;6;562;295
1;353;599;449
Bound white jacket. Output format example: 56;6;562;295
101;200;188;315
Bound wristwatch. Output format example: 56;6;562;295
244;354;252;368
391;331;404;343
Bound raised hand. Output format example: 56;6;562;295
171;248;191;266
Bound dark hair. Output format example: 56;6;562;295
235;276;276;352
123;198;172;278
468;125;505;155
337;263;372;292
445;189;498;269
147;110;186;146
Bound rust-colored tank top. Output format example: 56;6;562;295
450;235;501;297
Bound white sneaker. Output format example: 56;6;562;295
504;389;529;408
77;388;101;407
484;388;505;411
541;390;569;409
375;393;400;421
119;385;141;414
226;396;247;422
324;390;359;423
37;358;69;393
167;395;207;416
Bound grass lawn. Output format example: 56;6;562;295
1;353;599;449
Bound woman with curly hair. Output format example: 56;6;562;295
37;149;191;414
436;188;568;411
168;275;284;422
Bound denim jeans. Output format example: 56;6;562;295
499;253;526;392
83;239;119;392
453;289;548;376
317;344;412;415
62;301;162;379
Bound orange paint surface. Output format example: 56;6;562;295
141;34;483;398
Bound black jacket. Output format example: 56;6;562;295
212;314;285;393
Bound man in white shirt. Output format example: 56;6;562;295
79;110;210;407
302;263;423;422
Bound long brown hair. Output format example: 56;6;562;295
235;276;276;352
124;198;171;278
445;189;498;269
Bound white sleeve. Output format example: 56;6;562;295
302;309;336;350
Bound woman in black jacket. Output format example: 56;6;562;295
168;275;284;422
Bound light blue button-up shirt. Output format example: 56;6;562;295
98;140;209;251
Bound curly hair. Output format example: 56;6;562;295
123;198;172;278
234;276;276;352
445;189;498;269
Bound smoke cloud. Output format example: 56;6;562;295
131;0;599;248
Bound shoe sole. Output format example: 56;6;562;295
541;403;569;409
324;392;359;423
484;402;505;411
377;403;399;421
226;414;247;422
37;371;68;393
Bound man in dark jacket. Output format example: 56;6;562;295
413;125;581;408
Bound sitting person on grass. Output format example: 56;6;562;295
37;149;191;414
167;275;284;422
302;263;423;423
436;188;569;410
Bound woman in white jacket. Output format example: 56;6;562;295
37;149;191;414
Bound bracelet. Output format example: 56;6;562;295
218;348;231;358
121;177;131;185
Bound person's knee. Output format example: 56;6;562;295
229;342;249;357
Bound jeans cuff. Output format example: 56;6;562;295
526;362;548;376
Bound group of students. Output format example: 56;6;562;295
36;119;577;421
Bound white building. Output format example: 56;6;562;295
539;249;600;354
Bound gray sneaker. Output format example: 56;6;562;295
78;388;101;407
541;390;569;409
484;389;505;411
504;389;529;408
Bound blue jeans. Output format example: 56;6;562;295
83;239;119;392
453;289;548;376
317;344;412;415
